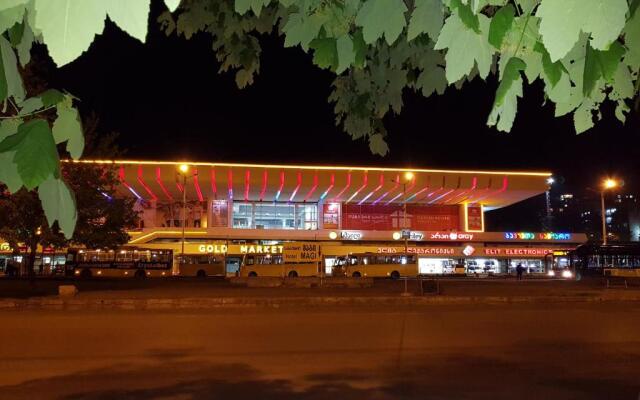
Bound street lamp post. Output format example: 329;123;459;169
600;178;619;246
396;172;414;254
177;164;191;265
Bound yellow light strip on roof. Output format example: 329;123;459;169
62;159;552;177
128;230;208;244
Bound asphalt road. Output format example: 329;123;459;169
1;304;639;399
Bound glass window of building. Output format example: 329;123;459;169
234;202;318;230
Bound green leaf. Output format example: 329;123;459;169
434;12;494;83
449;0;480;33
0;2;27;34
623;7;640;70
416;65;447;97
310;38;338;71
336;35;355;74
18;97;43;115
355;0;408;45
0;150;22;192
164;0;181;12
494;57;526;108
583;42;625;97
34;0;151;66
537;0;628;61
535;42;562;87
105;0;151;42
283;13;326;51
515;0;539;14
38;174;77;239
488;57;525;131
15;19;33;66
0;35;25;102
40;89;65;107
407;0;444;41
0;118;20;141
1;119;59;190
488;4;514;49
52;99;84;159
368;133;389;156
352;30;367;68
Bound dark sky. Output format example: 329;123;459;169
52;0;639;198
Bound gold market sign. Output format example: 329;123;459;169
198;244;284;255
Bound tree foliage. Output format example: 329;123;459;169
0;0;638;235
159;0;639;153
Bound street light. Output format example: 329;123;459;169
600;178;619;245
393;172;415;254
177;164;196;266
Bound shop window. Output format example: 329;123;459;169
233;202;318;230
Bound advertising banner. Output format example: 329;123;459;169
283;243;321;262
210;200;228;227
322;203;340;229
466;204;484;231
342;204;460;231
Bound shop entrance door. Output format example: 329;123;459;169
226;257;241;276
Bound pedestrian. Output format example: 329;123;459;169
516;263;524;281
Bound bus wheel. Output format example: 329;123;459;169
352;271;361;278
196;269;207;278
134;269;146;279
288;270;298;278
248;271;258;277
80;268;92;279
390;271;400;280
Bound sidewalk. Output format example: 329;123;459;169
0;277;638;310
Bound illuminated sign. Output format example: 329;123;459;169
341;231;363;240
504;232;572;240
198;244;228;254
377;247;456;255
1;242;12;252
463;245;475;256
430;232;474;241
284;243;321;262
198;244;284;254
484;248;555;256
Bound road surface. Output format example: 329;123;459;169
1;303;639;399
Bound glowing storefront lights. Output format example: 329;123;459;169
504;232;572;240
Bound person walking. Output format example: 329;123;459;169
516;263;524;281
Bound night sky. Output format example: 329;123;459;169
51;0;639;203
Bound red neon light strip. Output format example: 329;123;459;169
319;173;335;200
119;166;143;200
137;165;157;201
211;169;217;199
289;171;303;202
274;171;285;201
193;169;204;202
228;169;233;199
303;172;319;202
471;176;509;203
176;181;184;193
259;170;268;201
373;174;399;204
244;170;251;201
155;167;173;201
449;176;478;204
331;172;352;202
358;174;384;205
346;171;368;203
432;177;461;204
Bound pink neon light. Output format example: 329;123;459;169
211;169;217;199
472;176;509;203
331;172;352;202
303;172;319;202
289;171;302;202
193;169;204;202
274;171;285;201
358;173;384;205
228;169;233;199
119;166;143;200
155;167;173;201
347;171;368;203
244;170;251;201
450;176;478;204
434;177;461;204
259;170;268;201
176;181;184;193
374;174;400;204
320;173;335;199
137;166;157;201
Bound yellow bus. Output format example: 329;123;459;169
239;253;320;277
337;253;418;279
68;248;173;278
175;254;226;278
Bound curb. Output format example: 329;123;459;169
0;294;639;310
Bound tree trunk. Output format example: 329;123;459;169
27;238;38;282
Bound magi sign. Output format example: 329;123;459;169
284;243;321;262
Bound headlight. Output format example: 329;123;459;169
97;270;102;275
561;270;572;278
74;270;80;275
547;270;555;277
